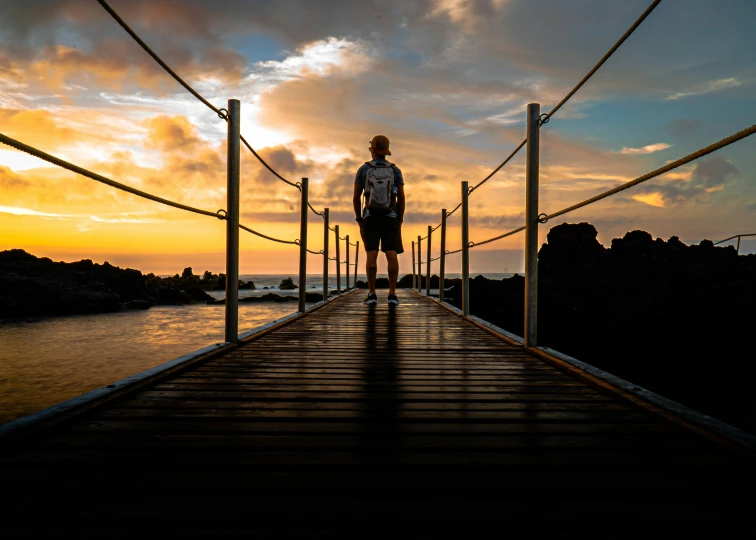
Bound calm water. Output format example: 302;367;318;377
0;273;512;425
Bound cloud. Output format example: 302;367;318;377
255;38;375;82
0;166;31;189
666;119;702;138
633;156;738;207
144;115;201;152
0;108;114;150
631;192;666;208
619;143;672;155
0;204;162;223
665;78;743;101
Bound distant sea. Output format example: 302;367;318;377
0;273;512;425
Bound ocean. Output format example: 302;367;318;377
0;273;513;425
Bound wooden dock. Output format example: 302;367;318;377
1;289;754;534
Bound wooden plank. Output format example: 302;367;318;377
1;288;752;531
133;390;615;402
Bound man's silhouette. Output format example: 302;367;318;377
353;134;405;305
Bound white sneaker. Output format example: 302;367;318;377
364;293;378;305
387;294;399;305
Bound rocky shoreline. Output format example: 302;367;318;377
0;250;323;317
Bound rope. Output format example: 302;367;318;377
445;248;463;255
96;0;224;118
469;226;526;248
239;135;299;189
714;233;756;246
308;202;325;217
98;0;298;190
469;139;527;193
328;257;337;261
432;222;442;232
540;0;663;124
445;0;661;202
306;248;325;255
239;223;299;245
541;124;756;223
446;202;463;218
430;256;441;262
0;133;224;219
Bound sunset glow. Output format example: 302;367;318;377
2;0;755;274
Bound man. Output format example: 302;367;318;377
353;134;405;306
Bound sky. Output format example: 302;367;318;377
1;0;755;275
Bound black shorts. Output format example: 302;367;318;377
360;215;403;254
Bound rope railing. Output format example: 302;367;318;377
430;0;665;225
539;0;663;125
306;248;325;255
469;226;526;248
539;125;756;223
308;202;325;217
714;233;756;246
457;124;756;250
239;136;299;189
96;0;224;118
238;224;299;245
0;132;321;250
0;133;224;220
714;233;756;255
97;0;298;191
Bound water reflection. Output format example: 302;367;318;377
0;302;309;424
360;304;402;460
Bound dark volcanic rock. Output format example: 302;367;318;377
279;277;297;290
0;250;219;318
122;299;151;310
444;222;756;434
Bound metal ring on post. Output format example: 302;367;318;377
217;108;229;120
538;113;550;126
216;209;227;220
538;213;549;224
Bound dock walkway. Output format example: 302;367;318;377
2;289;754;533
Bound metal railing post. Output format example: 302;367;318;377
298;177;308;313
224;98;240;343
524;103;541;347
345;235;350;290
335;225;341;294
439;209;447;302
737;235;741;254
461;181;470;316
323;208;329;300
411;241;416;290
426;225;432;296
417;235;422;291
354;241;360;287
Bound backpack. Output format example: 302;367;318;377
364;161;395;214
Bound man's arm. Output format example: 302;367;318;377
396;184;405;225
353;183;364;220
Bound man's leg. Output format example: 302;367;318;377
366;250;379;293
386;250;399;295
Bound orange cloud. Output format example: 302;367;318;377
144;115;202;152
